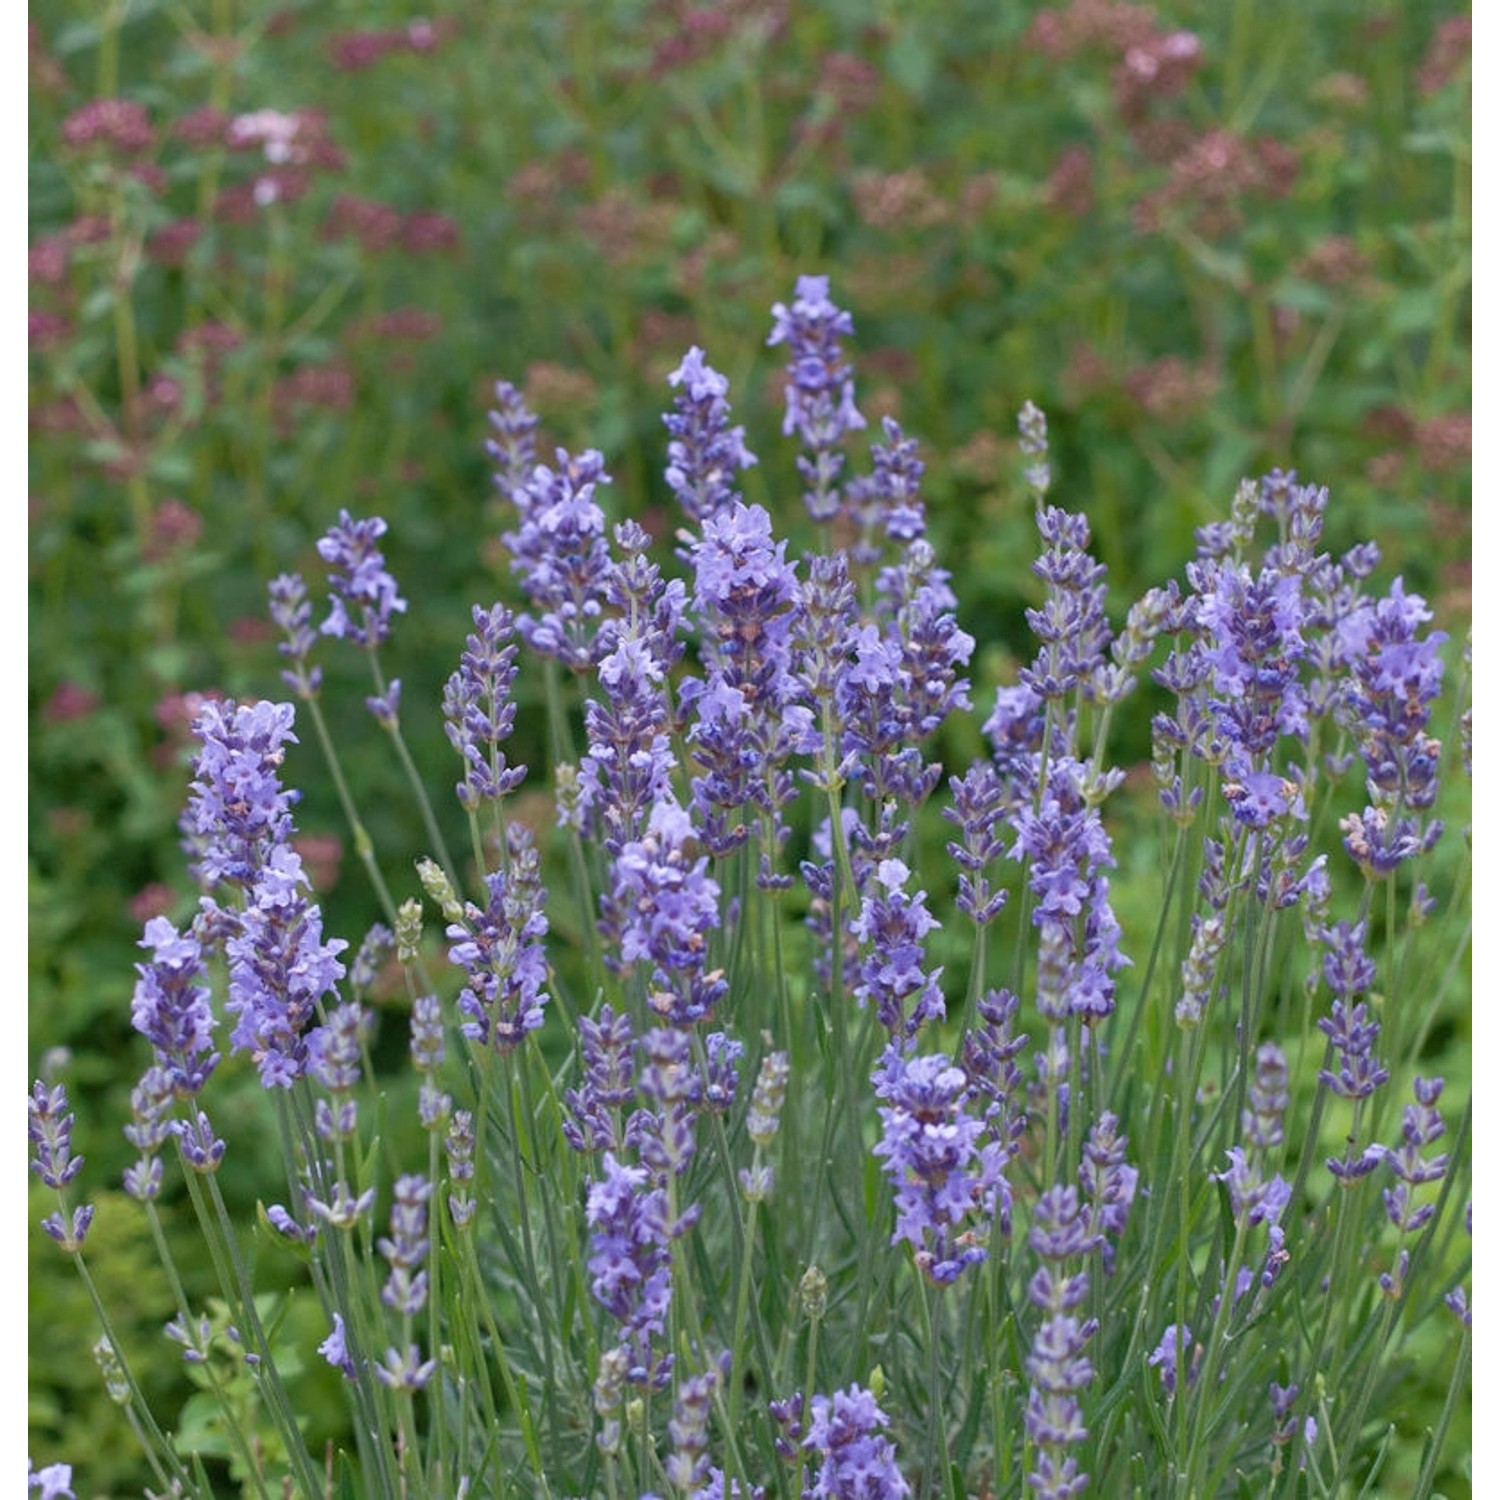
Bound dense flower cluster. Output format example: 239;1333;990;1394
129;916;219;1096
850;859;946;1042
31;272;1469;1499
577;521;685;848
681;501;808;862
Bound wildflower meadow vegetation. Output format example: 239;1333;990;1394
29;4;1471;1499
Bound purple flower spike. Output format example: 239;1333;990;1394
130;916;219;1096
578;522;683;849
1378;1076;1448;1232
944;761;1011;926
486;380;540;507
850;858;946;1043
565;1005;637;1154
666;1366;719;1491
872;1047;1007;1285
30;1081;94;1252
29;1081;85;1190
1194;559;1308;764
682;502;806;860
446;827;550;1052
768;275;865;522
1022;505;1111;704
223;846;347;1089
803;1384;910;1499
268;572;323;698
1317;1001;1388;1102
442;602;526;812
1025;1185;1101;1494
1336;578;1447;838
664;346;757;526
378;1174;432;1316
636;1026;703;1182
501;448;615;671
182;699;299;890
609;797;726;1025
586;1152;676;1385
317;510;407;649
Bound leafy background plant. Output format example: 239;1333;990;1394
29;0;1470;1494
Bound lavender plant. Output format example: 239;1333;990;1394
30;281;1469;1499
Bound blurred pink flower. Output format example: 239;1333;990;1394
148;218;202;268
28;311;71;350
61;97;155;155
43;682;100;724
1417;16;1470;96
129;884;177;924
143;499;203;562
399;211;461;255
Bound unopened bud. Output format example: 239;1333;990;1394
417;857;464;923
799;1265;828;1322
93;1337;130;1405
395;898;424;963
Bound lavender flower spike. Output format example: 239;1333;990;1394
130;916;219;1096
872;1047;1007;1285
803;1384;911;1499
768;274;865;522
665;346;757;526
317;510;407;649
182;698;299;889
442;602;526;812
486;379;539;507
586;1151;676;1385
29;1081;95;1252
268;571;322;698
446;826;550;1052
850;858;946;1042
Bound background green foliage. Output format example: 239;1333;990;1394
29;0;1469;1491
